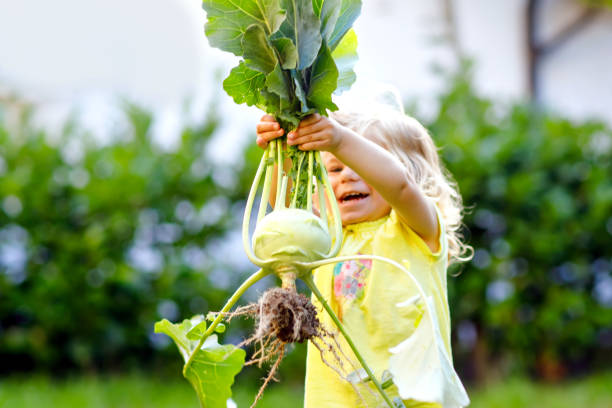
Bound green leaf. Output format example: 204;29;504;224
331;28;358;92
278;0;322;69
313;0;341;42
266;64;290;100
243;24;278;73
203;0;286;56
154;318;193;361
293;73;310;112
306;43;338;111
271;37;298;69
155;317;246;408
328;0;362;50
186;319;208;341
223;62;266;106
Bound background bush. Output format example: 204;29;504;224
427;66;612;381
0;103;264;374
1;66;611;383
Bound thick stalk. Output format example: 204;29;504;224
316;152;342;257
279;175;289;209
307;151;314;212
242;150;268;266
290;152;306;208
303;274;395;408
317;179;328;232
183;268;269;376
258;143;275;221
275;140;283;208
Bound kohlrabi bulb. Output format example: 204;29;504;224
252;209;331;268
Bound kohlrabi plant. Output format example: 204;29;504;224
155;1;469;407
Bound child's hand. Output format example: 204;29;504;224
287;113;343;152
256;114;284;149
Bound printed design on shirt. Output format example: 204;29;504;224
333;256;372;307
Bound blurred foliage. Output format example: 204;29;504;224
581;0;612;8
1;61;611;386
427;63;612;380
0;101;266;374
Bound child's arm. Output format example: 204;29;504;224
287;113;440;251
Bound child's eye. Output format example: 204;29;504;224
328;167;342;173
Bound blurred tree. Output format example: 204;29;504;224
428;64;612;382
2;63;611;385
0;100;261;374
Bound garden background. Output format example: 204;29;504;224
1;1;611;407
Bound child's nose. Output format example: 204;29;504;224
341;166;360;181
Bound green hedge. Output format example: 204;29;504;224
1;65;611;381
427;66;612;380
0;103;263;373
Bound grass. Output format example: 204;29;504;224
0;374;303;408
468;372;612;408
0;372;611;408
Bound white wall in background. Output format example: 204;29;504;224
0;0;611;157
359;0;612;124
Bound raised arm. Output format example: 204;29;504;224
287;114;440;251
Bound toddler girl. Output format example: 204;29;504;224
255;102;471;407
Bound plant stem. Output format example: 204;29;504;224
306;254;439;356
290;152;306;208
303;275;395;408
315;152;342;257
183;268;269;376
279;175;289;209
242;149;269;267
275;140;283;208
318;178;328;231
258;143;274;222
307;151;313;212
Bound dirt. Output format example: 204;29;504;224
256;287;320;343
215;287;346;408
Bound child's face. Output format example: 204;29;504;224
321;152;391;226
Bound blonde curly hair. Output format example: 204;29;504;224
331;107;473;265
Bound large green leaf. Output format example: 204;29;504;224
306;43;338;111
223;61;266;106
258;89;301;129
278;0;322;69
328;0;361;51
271;37;298;69
243;24;278;73
266;64;290;99
155;317;246;408
203;0;286;56
331;28;358;92
313;0;341;42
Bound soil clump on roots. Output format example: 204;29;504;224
215;287;347;407
256;287;320;343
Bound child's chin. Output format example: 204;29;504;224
340;211;368;226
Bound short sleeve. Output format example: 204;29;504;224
389;203;447;261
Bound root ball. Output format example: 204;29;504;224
256;288;320;343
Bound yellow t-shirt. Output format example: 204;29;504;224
304;209;451;408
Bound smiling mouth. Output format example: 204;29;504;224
339;192;369;203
